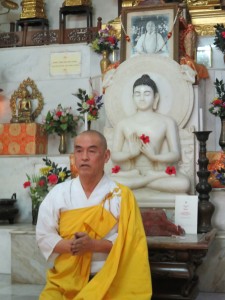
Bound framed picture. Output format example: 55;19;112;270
120;4;180;62
207;151;225;189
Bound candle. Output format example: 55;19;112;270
84;112;88;131
199;108;203;131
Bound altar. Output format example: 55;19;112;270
148;229;217;300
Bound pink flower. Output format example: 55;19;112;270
112;165;120;173
23;181;31;188
140;134;150;144
165;166;176;175
221;31;225;38
48;174;58;185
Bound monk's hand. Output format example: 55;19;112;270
71;232;94;255
128;133;141;157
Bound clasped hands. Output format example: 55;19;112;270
71;232;94;255
128;133;155;160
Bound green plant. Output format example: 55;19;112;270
209;78;225;117
23;157;71;206
74;88;103;121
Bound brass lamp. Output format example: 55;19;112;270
1;0;18;9
0;0;18;14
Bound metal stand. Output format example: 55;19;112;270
194;131;215;233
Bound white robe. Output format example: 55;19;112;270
36;174;121;274
135;32;167;54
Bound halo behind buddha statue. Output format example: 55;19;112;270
103;54;196;208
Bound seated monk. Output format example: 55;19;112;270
110;74;190;195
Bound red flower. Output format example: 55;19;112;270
107;36;116;45
221;31;225;38
56;111;62;117
48;174;58;185
213;99;223;106
90;108;98;116
140;134;150;144
38;179;45;187
165;166;176;175
167;32;172;39
112;165;120;173
125;35;130;42
23;181;31;188
86;98;95;106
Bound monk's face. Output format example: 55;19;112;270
133;84;155;111
146;21;155;34
74;132;110;179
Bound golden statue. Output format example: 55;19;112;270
10;78;44;124
17;89;33;123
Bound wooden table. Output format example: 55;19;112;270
147;229;217;300
16;18;49;46
59;5;93;43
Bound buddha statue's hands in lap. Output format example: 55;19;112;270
110;74;190;194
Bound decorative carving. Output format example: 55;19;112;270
194;24;219;36
0;32;18;45
10;78;44;123
68;28;92;43
186;0;225;36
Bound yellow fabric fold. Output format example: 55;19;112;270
39;184;152;300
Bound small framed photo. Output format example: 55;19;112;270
120;3;180;62
196;46;212;68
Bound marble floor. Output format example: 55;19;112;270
0;274;225;300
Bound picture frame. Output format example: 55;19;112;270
120;4;180;62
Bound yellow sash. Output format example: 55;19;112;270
39;184;152;300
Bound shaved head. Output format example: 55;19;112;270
74;130;107;151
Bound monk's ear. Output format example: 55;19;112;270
153;93;159;111
104;149;111;163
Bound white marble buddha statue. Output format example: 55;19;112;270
110;74;191;196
